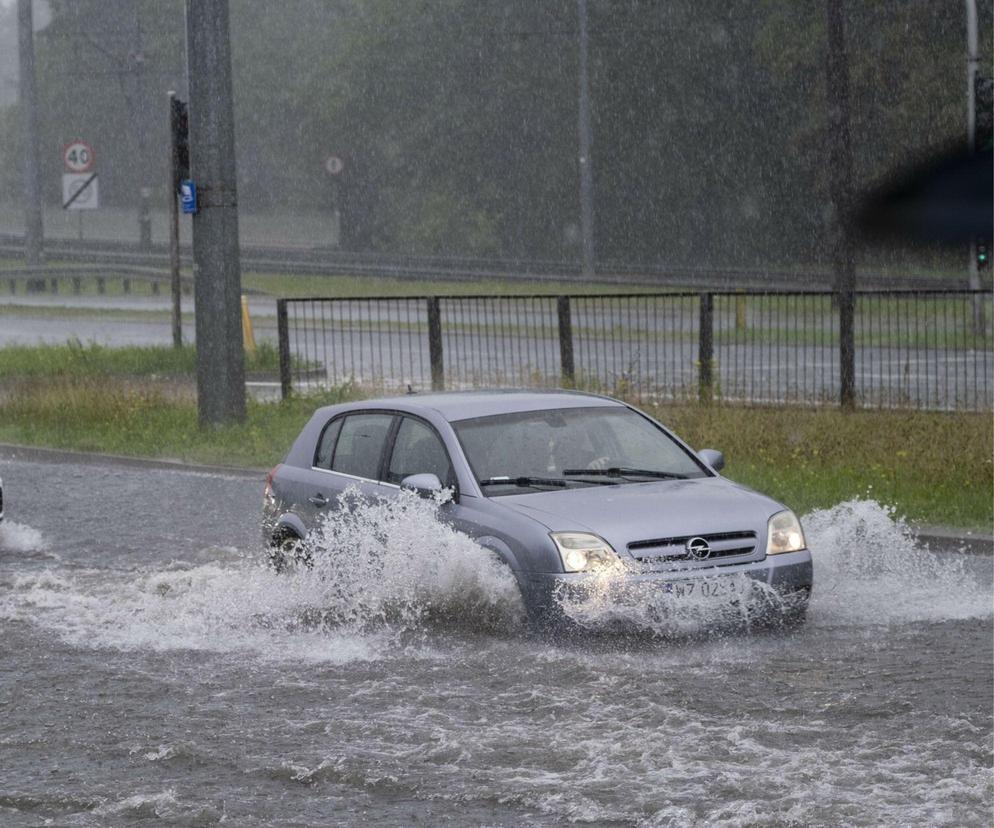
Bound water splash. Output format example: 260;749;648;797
0;496;987;661
0;521;48;553
1;487;523;662
553;569;795;637
552;498;991;635
292;487;525;633
803;499;991;626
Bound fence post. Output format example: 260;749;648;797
698;292;714;403
557;295;575;385
427;296;444;391
735;290;746;331
277;298;292;401
839;288;855;408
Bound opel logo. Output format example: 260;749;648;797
686;536;711;560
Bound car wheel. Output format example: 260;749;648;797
758;589;809;631
268;531;310;573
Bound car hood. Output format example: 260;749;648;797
496;476;785;556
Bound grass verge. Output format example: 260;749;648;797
240;272;657;298
644;403;992;530
0;378;362;469
0;340;281;377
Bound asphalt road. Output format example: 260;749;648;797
0;450;991;826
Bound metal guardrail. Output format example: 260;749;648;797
2;264;188;296
276;290;993;411
0;232;971;290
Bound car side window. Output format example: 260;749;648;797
330;414;395;479
386;417;454;487
314;417;344;469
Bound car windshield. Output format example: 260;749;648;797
453;406;709;495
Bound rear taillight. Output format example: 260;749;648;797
265;464;281;501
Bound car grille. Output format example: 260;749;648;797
628;531;758;566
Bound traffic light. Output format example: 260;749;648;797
169;96;189;193
977;239;990;271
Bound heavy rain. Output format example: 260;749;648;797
0;2;991;826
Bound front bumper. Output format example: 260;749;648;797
522;549;813;628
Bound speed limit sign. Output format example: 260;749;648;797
63;140;95;173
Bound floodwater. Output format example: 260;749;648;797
0;455;991;827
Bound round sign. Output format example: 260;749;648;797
324;155;344;176
63;141;95;173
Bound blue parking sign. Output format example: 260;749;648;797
180;180;197;215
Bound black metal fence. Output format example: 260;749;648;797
276;289;993;411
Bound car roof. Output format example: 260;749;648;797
334;389;625;422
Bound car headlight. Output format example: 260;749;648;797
767;510;806;555
551;532;618;572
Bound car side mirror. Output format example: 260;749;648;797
400;473;444;497
697;448;725;472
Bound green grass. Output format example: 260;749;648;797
0;378;361;468
0;254;666;299
0;303;194;322
643;403;993;531
241;271;659;298
0;340;281;378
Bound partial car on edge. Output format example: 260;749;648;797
262;391;812;630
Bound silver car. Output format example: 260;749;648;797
263;391;812;629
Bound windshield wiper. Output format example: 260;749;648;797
562;467;688;480
479;476;569;489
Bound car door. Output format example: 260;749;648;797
383;415;456;491
382;416;519;553
298;411;397;527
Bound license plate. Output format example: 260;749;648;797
662;578;743;599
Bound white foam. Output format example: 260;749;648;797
0;487;523;663
0;520;48;553
804;499;992;625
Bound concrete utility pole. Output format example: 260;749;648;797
185;0;246;426
965;0;986;335
17;0;43;268
577;0;595;277
824;0;857;408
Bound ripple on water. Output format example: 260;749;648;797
0;496;990;826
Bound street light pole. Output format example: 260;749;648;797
134;9;153;251
965;0;986;335
17;0;43;268
185;0;246;426
825;0;857;408
577;0;595;278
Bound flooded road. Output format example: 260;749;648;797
0;453;991;826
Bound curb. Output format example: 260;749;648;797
0;442;265;479
912;525;993;555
